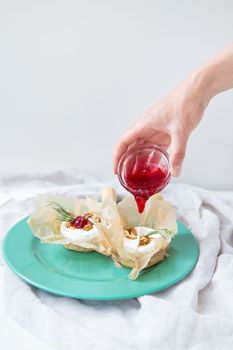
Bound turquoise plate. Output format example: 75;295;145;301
2;217;199;300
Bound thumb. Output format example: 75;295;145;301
169;131;189;177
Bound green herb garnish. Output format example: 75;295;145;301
49;202;75;222
146;229;175;238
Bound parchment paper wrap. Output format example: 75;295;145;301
28;189;177;280
28;194;104;252
97;193;177;279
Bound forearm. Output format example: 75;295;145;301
189;43;233;103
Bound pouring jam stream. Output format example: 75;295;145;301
125;165;168;213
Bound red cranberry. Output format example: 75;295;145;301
71;216;89;229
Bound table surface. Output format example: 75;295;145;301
0;269;55;350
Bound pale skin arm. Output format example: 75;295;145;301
113;43;233;176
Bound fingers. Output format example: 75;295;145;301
113;141;129;174
169;130;189;177
113;128;140;174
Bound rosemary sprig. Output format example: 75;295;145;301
146;229;175;238
49;202;75;222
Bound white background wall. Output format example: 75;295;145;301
0;0;233;189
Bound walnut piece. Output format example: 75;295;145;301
93;215;101;223
84;212;102;223
139;236;151;246
84;212;93;219
124;227;138;239
83;221;94;231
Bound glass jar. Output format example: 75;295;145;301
117;144;171;212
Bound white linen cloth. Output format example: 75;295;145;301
1;170;233;350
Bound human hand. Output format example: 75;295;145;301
113;74;210;177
